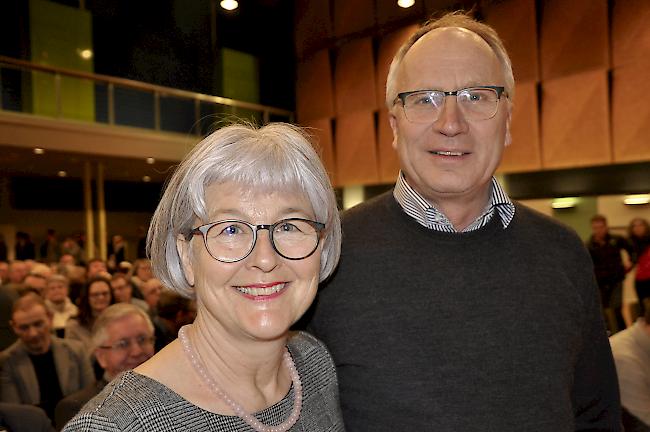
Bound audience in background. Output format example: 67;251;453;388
23;273;48;296
40;230;60;264
109;273;148;311
587;214;636;334
14;232;36;261
7;261;28;285
0;284;19;350
629;218;650;317
128;258;153;296
0;293;93;423
85;259;108;280
43;275;78;338
152;290;195;352
0;261;9;284
54;304;155;430
140;278;162;314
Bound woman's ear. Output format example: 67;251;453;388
176;235;195;287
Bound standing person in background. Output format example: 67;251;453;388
587;214;635;333
40;229;60;264
15;232;36;261
629;218;650;317
0;235;8;262
308;12;621;431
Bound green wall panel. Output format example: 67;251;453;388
29;0;94;121
552;196;598;241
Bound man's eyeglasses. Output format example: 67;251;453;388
185;218;325;263
395;86;506;123
98;335;155;352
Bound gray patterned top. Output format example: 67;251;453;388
62;332;344;431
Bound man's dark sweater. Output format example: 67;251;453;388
309;191;621;431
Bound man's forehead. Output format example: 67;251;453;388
13;305;49;322
106;315;150;337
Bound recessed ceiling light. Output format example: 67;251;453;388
220;0;238;11
142;175;151;183
397;0;415;8
146;157;155;165
34;148;45;155
57;171;67;177
623;194;650;205
551;197;578;209
79;49;93;60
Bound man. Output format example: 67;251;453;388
610;299;650;431
0;293;94;422
85;258;107;279
587;214;635;333
54;303;155;428
6;261;28;285
309;12;621;431
23;272;48;296
110;273;148;312
152;290;196;352
140;278;162;312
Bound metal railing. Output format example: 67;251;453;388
0;55;293;135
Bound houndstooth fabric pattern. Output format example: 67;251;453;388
62;332;344;431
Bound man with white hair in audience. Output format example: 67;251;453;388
54;303;155;429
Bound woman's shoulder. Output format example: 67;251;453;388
288;331;337;380
63;371;189;431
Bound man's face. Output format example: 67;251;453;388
11;304;52;354
94;313;155;379
389;27;511;205
88;260;107;277
591;220;608;240
8;262;27;283
142;280;161;309
111;277;132;303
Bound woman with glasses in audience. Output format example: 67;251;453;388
63;122;344;432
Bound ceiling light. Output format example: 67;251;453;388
142;175;151;183
79;49;93;60
623;194;650;205
551;197;578;209
57;171;67;177
397;0;415;8
146;157;155;165
34;148;45;155
220;0;238;11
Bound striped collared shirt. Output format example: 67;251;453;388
393;172;515;232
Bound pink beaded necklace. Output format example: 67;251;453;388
178;326;303;432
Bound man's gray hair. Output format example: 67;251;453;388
147;122;342;298
91;303;154;349
385;11;515;109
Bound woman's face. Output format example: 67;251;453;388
631;220;649;238
46;281;68;303
88;281;112;315
179;182;322;343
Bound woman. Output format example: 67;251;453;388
65;276;114;356
44;274;78;337
628;217;650;315
63;122;344;431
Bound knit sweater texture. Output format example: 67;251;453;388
309;191;621;431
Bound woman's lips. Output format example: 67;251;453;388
234;282;288;300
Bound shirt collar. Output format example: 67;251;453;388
393;171;515;232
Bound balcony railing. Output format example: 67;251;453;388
0;55;293;136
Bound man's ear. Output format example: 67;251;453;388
176;235;195;287
504;103;513;147
95;348;108;370
389;110;399;150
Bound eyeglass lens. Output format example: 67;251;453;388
403;88;500;123
204;219;320;262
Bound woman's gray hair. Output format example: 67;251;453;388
91;303;154;349
385;11;515;109
148;122;342;298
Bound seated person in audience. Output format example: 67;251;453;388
85;259;107;280
0;293;93;422
610;298;650;430
58;254;75;267
128;258;153;297
55;303;155;430
140;278;162;314
0;284;19;350
110;273;148;311
44;275;79;338
152;290;196;351
6;261;28;285
65;277;114;358
0;402;54;432
0;261;10;284
23;273;48;296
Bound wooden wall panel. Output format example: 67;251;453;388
612;65;650;162
335;111;379;185
333;0;374;38
296;50;335;123
612;0;650;68
541;70;611;169
484;0;539;82
376;1;424;27
375;25;419;109
377;109;400;182
334;38;377;114
540;0;609;80
294;0;332;57
302;118;337;185
498;82;541;173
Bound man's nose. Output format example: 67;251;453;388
433;96;469;136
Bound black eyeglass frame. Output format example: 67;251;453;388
185;218;326;263
395;85;507;121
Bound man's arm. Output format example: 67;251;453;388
0;353;22;403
